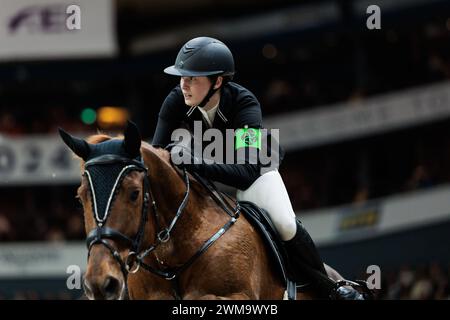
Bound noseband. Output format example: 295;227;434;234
84;154;152;279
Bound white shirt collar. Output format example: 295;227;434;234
197;102;219;127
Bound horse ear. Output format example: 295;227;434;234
58;128;91;160
123;120;141;158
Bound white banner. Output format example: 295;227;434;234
301;184;450;246
0;0;117;61
0;134;81;185
265;81;450;150
0;242;85;278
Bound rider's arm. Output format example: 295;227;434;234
152;86;185;148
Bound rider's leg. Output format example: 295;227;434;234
236;170;327;279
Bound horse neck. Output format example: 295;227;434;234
143;148;204;255
144;149;199;231
145;149;187;219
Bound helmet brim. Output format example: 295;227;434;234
164;65;224;77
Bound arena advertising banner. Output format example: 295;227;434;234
265;81;450;151
0;242;85;278
0;134;80;185
302;184;450;246
0;0;117;61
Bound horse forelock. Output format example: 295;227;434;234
86;133;115;145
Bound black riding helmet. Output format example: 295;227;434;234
164;37;235;108
164;37;235;77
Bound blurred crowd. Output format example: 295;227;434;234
0;15;449;239
0;107;89;136
0;186;84;242
281;118;450;211
258;16;450;116
0;15;449;136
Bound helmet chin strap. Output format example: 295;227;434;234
198;77;219;109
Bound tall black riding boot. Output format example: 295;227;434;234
284;219;330;299
283;219;366;300
283;220;329;297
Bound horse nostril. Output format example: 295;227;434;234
103;276;120;299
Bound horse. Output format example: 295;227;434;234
59;121;348;300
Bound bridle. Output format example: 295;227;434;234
84;154;152;281
83;153;239;299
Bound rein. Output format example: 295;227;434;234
130;167;240;300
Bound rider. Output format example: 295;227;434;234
152;37;363;300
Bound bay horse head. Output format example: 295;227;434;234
59;121;152;299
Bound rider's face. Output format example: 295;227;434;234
180;76;212;107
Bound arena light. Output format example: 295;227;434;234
80;108;97;125
97;106;129;129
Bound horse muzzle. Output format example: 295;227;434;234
83;273;126;300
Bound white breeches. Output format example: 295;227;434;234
236;170;297;241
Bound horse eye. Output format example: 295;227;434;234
130;190;140;202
